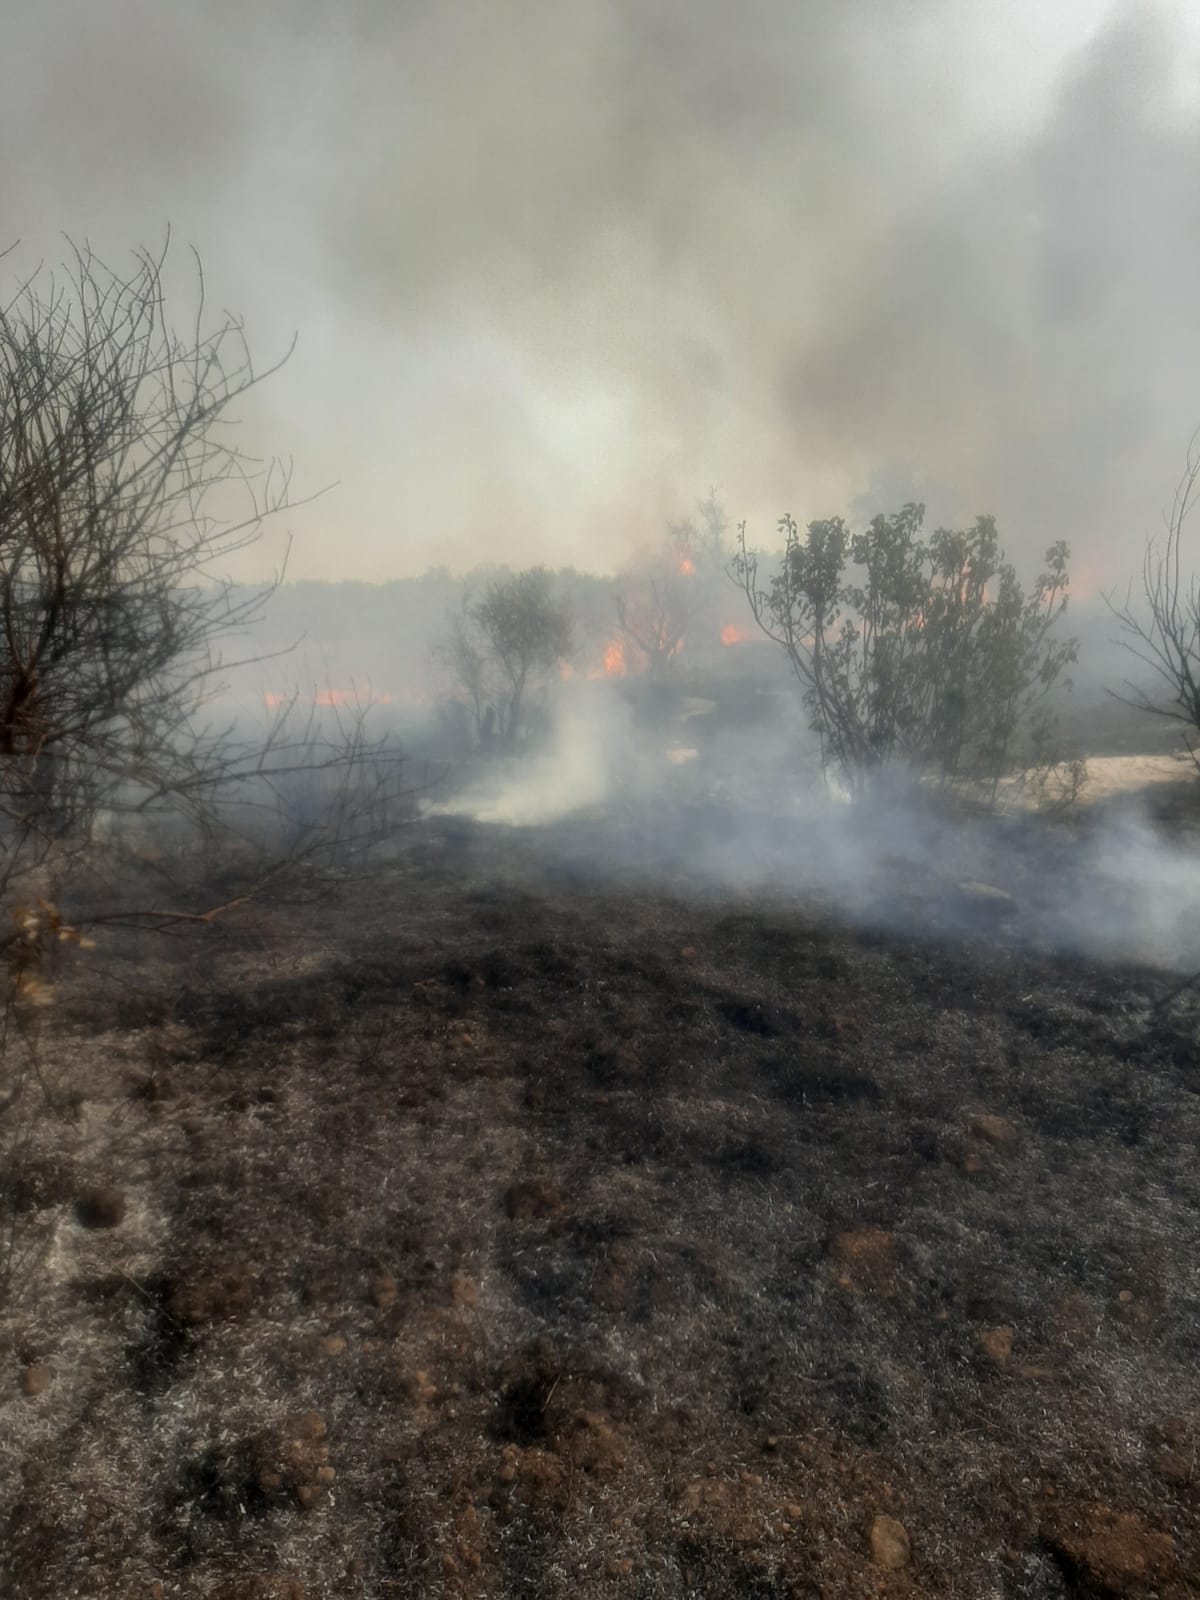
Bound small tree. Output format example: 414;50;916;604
615;491;729;676
1106;430;1200;760
732;503;1076;798
440;568;572;750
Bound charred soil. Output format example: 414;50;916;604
2;804;1199;1599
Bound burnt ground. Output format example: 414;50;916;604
2;793;1200;1600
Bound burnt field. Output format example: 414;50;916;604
3;790;1200;1600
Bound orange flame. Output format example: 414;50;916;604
678;556;696;576
602;638;628;677
263;687;397;711
721;623;752;646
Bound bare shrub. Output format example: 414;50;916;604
615;490;728;676
0;239;411;1305
1106;428;1200;763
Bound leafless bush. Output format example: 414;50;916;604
0;238;412;1305
615;490;728;675
1106;428;1200;763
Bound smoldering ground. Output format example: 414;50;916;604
424;678;1200;978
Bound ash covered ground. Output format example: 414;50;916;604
2;697;1200;1599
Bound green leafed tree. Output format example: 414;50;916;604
441;567;573;751
732;503;1077;798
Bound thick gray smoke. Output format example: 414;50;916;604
3;2;1198;582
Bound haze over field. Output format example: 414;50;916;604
3;0;1199;585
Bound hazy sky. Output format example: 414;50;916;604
3;0;1198;586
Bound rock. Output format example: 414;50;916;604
828;1228;899;1295
869;1514;912;1569
980;1325;1015;1365
316;1334;347;1357
74;1186;126;1229
20;1363;52;1396
370;1273;398;1309
970;1114;1021;1157
402;1369;438;1404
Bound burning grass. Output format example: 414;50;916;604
2;790;1199;1597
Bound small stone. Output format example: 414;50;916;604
317;1334;347;1357
370;1273;398;1309
742;1472;764;1487
980;1325;1015;1365
1118;1289;1134;1304
21;1364;52;1396
828;1228;898;1295
404;1369;437;1404
764;1435;780;1451
74;1186;126;1229
970;1115;1020;1156
450;1272;480;1307
870;1514;912;1570
786;1502;805;1520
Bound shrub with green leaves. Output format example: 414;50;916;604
732;504;1077;798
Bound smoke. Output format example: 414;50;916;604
2;2;1199;583
428;684;1200;974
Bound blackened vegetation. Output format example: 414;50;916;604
2;814;1199;1598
